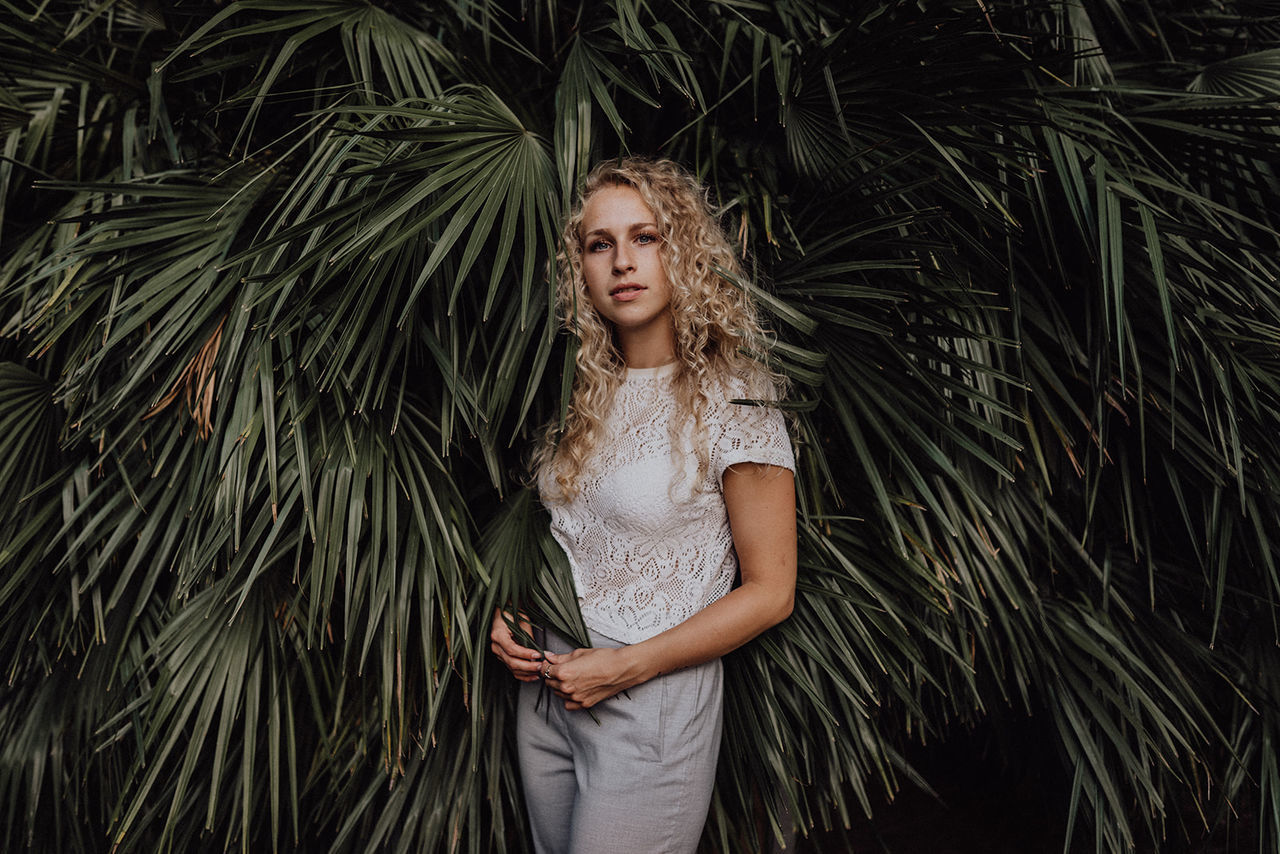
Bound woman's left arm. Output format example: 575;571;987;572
544;461;797;709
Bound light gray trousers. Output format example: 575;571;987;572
516;628;724;854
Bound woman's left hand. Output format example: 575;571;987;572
542;646;643;710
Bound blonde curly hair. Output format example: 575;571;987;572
536;157;784;500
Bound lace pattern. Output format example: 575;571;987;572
541;362;794;644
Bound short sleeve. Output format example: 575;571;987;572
710;392;795;486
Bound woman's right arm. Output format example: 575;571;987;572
490;608;545;682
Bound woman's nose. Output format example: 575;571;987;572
613;244;634;274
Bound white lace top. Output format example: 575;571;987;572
540;362;795;644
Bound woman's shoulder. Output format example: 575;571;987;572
703;362;783;409
701;364;794;476
698;365;786;442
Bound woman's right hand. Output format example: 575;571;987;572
489;608;544;682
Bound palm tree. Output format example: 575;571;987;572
3;1;1280;851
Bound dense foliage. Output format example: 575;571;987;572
3;1;1280;851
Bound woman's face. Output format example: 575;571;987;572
578;184;674;361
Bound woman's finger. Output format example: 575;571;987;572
489;609;548;681
505;650;545;676
490;610;541;656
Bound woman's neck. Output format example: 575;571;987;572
617;324;676;369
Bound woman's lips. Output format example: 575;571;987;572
610;283;645;301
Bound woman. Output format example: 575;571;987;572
490;157;797;853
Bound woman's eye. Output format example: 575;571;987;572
588;240;611;252
635;233;659;245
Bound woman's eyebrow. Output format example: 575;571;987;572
583;222;659;238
